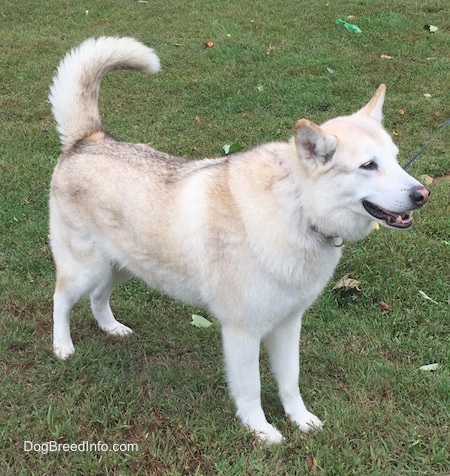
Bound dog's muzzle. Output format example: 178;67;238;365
362;184;429;229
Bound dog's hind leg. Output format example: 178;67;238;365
89;266;132;337
221;324;284;444
264;313;323;433
51;224;130;358
52;263;100;360
53;259;131;359
53;278;79;359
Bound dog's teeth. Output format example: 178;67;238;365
396;215;403;224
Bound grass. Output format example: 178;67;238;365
1;0;449;474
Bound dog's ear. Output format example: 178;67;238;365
294;119;337;166
357;84;386;122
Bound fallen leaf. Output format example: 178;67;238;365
399;108;406;115
424;93;432;98
419;363;439;371
346;15;357;21
419;174;433;186
306;454;317;470
194;116;201;123
380;301;390;312
423;24;439;33
418;290;439;304
332;274;361;292
408;439;422;454
373;222;380;230
222;142;244;155
336;18;362;33
203;40;214;48
392;129;399;136
174;43;183;47
266;44;276;54
326;67;335;74
191;314;212;328
380;54;393;60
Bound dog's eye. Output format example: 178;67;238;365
360;160;378;171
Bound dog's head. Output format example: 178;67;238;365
293;85;429;241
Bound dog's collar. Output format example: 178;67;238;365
311;225;344;247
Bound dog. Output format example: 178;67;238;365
49;37;429;443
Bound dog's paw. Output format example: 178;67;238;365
53;342;75;360
101;321;133;337
254;423;284;444
292;411;323;433
240;412;284;443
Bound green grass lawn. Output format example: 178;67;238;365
1;0;449;474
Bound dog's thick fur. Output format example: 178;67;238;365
49;37;429;443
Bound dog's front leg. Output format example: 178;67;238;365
264;313;323;433
221;325;283;444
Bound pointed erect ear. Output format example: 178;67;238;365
357;84;386;122
294;119;337;165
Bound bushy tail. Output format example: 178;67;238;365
49;37;160;150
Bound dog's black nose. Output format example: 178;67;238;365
410;186;430;206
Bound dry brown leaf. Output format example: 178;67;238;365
332;274;361;292
380;54;394;60
420;174;433;186
306;454;317;470
380;301;390;312
203;41;214;48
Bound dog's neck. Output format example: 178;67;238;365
310;225;344;247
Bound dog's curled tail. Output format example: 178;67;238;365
49;36;160;150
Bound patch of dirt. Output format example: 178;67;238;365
432;173;450;183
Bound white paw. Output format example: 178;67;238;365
254;423;284;444
239;410;284;444
101;322;133;336
53;342;75;360
292;411;323;433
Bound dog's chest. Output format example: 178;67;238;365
267;243;341;303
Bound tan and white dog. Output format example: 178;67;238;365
49;37;429;443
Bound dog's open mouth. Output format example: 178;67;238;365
362;200;413;229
